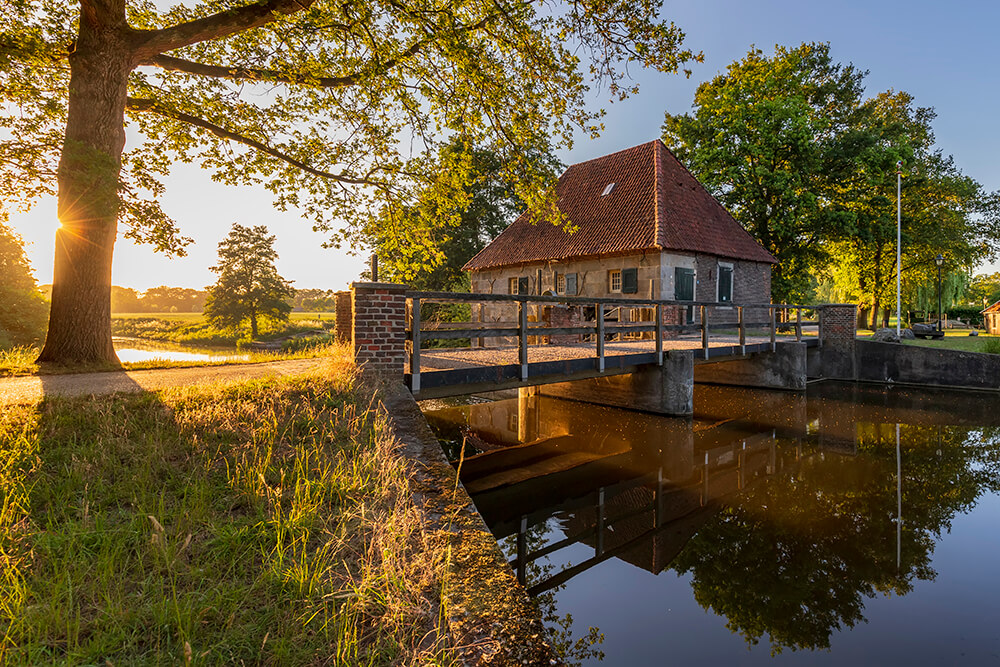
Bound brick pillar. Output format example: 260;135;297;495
351;282;407;378
334;291;352;343
817;304;857;380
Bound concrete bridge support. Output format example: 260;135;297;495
694;341;807;391
532;349;695;416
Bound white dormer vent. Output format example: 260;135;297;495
601;182;616;197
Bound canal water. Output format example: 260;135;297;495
113;338;248;363
422;382;1000;665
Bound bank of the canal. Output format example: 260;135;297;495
422;380;1000;665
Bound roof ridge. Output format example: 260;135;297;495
562;139;660;170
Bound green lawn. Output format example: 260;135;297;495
0;351;452;664
900;330;998;353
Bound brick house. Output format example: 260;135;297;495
463;140;776;337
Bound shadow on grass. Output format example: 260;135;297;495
1;365;450;664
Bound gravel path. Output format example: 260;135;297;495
0;358;325;406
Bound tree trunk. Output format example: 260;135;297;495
250;311;259;338
37;2;131;365
870;295;881;330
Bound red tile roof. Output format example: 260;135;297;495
463;140;777;270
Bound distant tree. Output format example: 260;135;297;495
110;286;142;313
141;286;207;313
204;224;294;337
368;139;562;291
663;43;867;302
0;211;48;348
663;43;1000;307
967;273;1000;308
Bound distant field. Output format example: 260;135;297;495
112;312;336;321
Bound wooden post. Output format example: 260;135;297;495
410;297;421;393
655;303;664;365
770;307;777;352
738;305;746;355
701;305;709;360
795;307;802;342
596;304;605;372
518;299;528;381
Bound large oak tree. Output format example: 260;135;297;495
2;0;699;365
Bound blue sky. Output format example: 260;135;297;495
11;0;1000;290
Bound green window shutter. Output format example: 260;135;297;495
675;268;695;301
518;277;529;295
622;268;638;294
719;266;733;302
566;273;577;296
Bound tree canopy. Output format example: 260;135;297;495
0;211;49;349
368;139;561;291
204;223;294;337
662;42;1000;307
2;0;700;364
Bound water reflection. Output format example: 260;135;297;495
423;383;1000;662
113;338;248;363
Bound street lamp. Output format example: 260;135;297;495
896;161;903;336
935;254;944;332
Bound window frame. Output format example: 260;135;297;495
556;273;566;295
609;269;622;294
508;277;519;295
717;262;734;304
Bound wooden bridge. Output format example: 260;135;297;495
405;291;821;399
343;283;857;414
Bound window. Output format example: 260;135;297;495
609;269;622;293
509;277;519;295
565;273;578;296
556;273;566;294
622;267;639;294
601;182;617;197
718;264;733;303
519;276;529;295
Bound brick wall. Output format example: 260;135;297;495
351;282;407;378
819;304;857;346
545;305;583;344
334;291;352;343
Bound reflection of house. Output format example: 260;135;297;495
464;140;776;313
983;300;1000;334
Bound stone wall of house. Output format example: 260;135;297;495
468;252;773;346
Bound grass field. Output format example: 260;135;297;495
900;330;1000;353
0;350;452;664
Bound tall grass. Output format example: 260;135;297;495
0;352;451;664
0;347;37;376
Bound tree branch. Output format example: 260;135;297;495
132;0;315;60
141;12;495;87
125;96;373;185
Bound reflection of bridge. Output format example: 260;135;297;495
341;283;859;416
428;383;957;595
427;381;1000;594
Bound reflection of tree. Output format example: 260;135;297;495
672;425;1000;655
499;520;605;665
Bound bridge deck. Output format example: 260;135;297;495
409;333;816;398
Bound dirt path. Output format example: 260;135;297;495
0;359;325;406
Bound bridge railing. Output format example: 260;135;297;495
405;290;821;392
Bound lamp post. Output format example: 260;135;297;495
935;254;944;332
896;161;903;336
